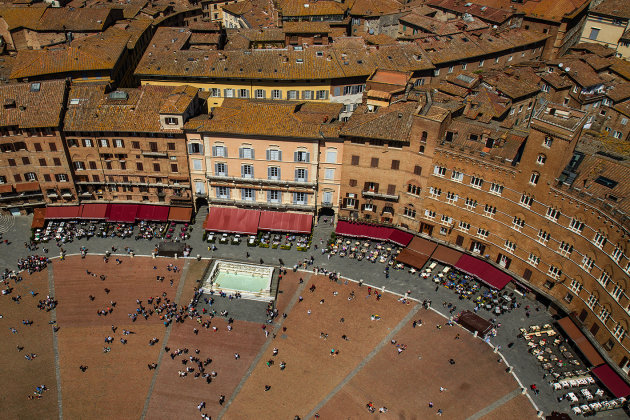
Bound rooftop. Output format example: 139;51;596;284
64;84;198;133
0;79;66;129
340;101;420;143
590;0;630;20
186;98;342;139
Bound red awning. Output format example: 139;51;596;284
591;364;630;398
168;207;192;222
0;184;13;193
455;254;512;290
15;182;41;192
204;207;260;235
406;236;437;256
259;211;313;233
396;248;430;270
45;205;83;220
107;204;139;223
137;205;169;222
388;229;413;246
80;204;110;220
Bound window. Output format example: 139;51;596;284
241;165;254;178
13;174;21;182
451;171;463;182
74;161;85;171
434;69;440;76
599;307;610;324
363;203;374;212
448;66;454;73
170;163;178;173
528;253;540;266
458;221;470;232
612;246;623;263
541;84;550;93
239;147;254;159
136;162;144;171
461;63;467;70
55;173;68;182
211;88;221;97
316;90;328;100
39;158;46;166
25;172;37;181
371;158;379;168
293;192;306;205
441;215;453;226
345;197;356;208
612;285;623;301
113;139;124;148
295;168;307;182
489;183;503;196
241;188;254;201
588;27;600;40
446;191;458;205
82;139;92;147
559;241;573;256
403;207;416;218
407;184;421;195
477;228;489;239
581;256;594;271
238;89;249;98
43;174;51;182
325;149;337;163
132;141;140;149
543;136;553;148
564;293;573;303
505;240;516;253
224;88;234;98
460;196;477;211
213;145;227;157
267;149;282;161
537;229;550;245
267;166;280;180
520;194;533;208
99;139;109;148
429;187;441;198
49;142;57;152
414;165;422;176
433;165;446;177
391;160;400;170
165;117;179;126
599;271;611;288
529;172;540;185
22;157;30;165
548;265;562;279
351;155;359;166
271;90;282;100
217;186;230;199
188;143;203;154
167;143;175;151
149;142;158;152
470;176;483;189
301;90;314;100
424;209;436;219
587;294;598;309
195;181;205;195
570;279;582;294
546;207;560;222
614;324;626;342
53;158;61;166
153;163;160;172
295;150;309;162
324;168;335;180
536;154;546;165
287;90;299;100
512;217;525;231
569;218;585;233
483;204;496;218
267;190;280;203
67;138;78;147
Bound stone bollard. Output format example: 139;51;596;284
473;331;478;338
197;254;201;261
152;252;156;259
174;253;178;259
381;286;386;293
130;252;134;258
404;292;408;298
493;347;498;353
521;387;527;395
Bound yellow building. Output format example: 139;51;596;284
579;0;630;59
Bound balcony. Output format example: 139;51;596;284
361;190;399;201
206;174;316;189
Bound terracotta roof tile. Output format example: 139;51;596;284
64;84;197;133
591;0;630;19
341;101;419;142
36;7;114;32
462;0;589;22
10;26;129;79
349;0;404;16
0;79;66;128
186;98;342;139
0;4;46;30
427;0;515;24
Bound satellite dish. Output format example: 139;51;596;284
565;67;570;72
558;63;563;67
